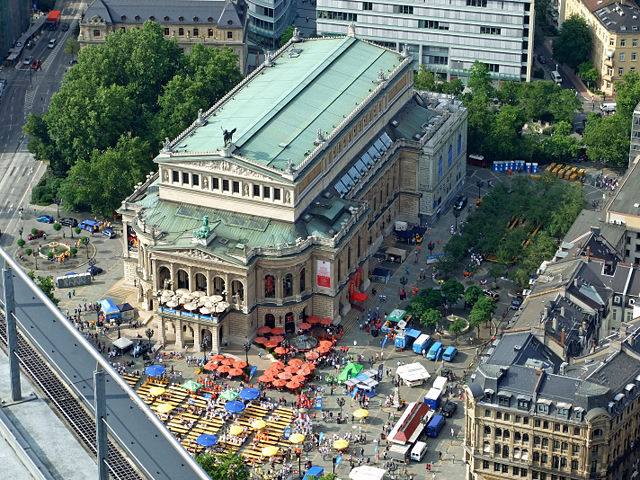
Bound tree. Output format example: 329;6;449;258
17;238;25;248
74;227;81;236
582;113;630;167
64;37;80;59
31;228;38;235
540;121;580;162
488;263;507;284
53;223;62;231
414;66;437;91
280;24;296;46
469;296;496;336
420;308;442;330
467;61;493;99
578;61;599;89
441;278;464;306
449;318;467;344
464;285;483;307
553;15;592;69
195;452;249;480
27;271;59;306
614;70;640;122
70;247;78;256
24;248;33;256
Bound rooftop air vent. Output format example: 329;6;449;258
218;237;229;245
302;213;312;223
514;345;522;351
327;228;337;236
322;191;332;199
391;120;399;128
235;243;245;249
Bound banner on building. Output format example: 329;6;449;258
317;260;331;288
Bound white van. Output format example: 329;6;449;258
410;441;428;462
600;102;616;114
551;71;562;84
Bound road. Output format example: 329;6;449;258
0;2;84;248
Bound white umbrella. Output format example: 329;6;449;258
176;288;190;296
217;301;230;310
349;466;386;480
200;307;212;315
159;289;174;297
214;303;227;313
166;301;179;308
184;303;198;311
204;301;214;308
209;295;223;303
191;291;206;297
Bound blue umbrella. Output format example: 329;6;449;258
196;434;218;447
239;387;260;401
224;400;246;414
145;365;166;377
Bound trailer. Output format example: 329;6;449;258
424;388;443;410
395;328;421;350
46;10;61;30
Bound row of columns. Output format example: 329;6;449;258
157;316;221;353
260;268;306;301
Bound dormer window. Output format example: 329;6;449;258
164;16;170;21
193;16;199;22
498;391;512;407
135;15;140;21
149;16;155;21
537;399;551;414
517;395;531;410
179;16;184;22
208;17;214;22
121;15;127;20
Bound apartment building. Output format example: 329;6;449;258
246;0;296;48
315;0;535;84
564;0;640;96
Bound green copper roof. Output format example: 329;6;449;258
177;36;403;171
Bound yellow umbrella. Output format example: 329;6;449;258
156;403;173;414
229;425;244;436
251;419;267;430
353;409;369;419
333;439;349;450
261;446;280;457
149;386;166;396
289;433;306;444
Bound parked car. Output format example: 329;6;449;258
102;228;116;239
22;55;33;65
483;289;500;301
31;59;41;70
48;38;56;49
441;401;458;418
27;230;45;240
61;23;69;31
511;295;524;309
59;217;78;227
87;266;103;275
36;215;54;223
453;195;467;211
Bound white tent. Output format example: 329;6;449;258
396;362;431;387
113;337;133;350
349;466;386;480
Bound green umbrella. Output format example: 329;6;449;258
181;380;202;392
220;389;239;401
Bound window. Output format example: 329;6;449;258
538;402;549;414
299;268;306;292
232;181;239;194
182;172;189;184
466;0;487;5
554;423;560;432
480;26;501;35
504;413;511;421
534;436;541;445
438;156;443;179
448;145;453;167
541;453;548;464
523;417;529;425
208;28;213;37
543;421;549;429
164;28;169;35
621;39;626;47
457;134;462;155
179;27;184;36
561;442;568;452
634;39;638;47
418;20;449;30
483;460;490;469
487;63;500;73
518;399;529;409
192;174;199;186
172;171;179;182
533;452;540;462
620;53;625;61
227;31;233;39
633;53;638;61
212;177;219;189
494;462;501;471
542;438;549;447
572;444;580;454
496;411;502;419
484;426;492;435
362;1;373;9
610;38;615;46
485;409;492;417
263;186;270;198
592;429;603;438
571;459;579;470
264;275;275;298
283;274;293;297
394;5;413;13
222;179;229;191
535;419;541;428
317;10;358;21
274;188;281;200
619;67;624;75
253;185;260;196
93;29;101;37
193;28;199;36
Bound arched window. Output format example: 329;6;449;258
522;433;529;442
502;445;509;458
457;134;462;155
299;268;306;293
283;273;293;297
264;314;275;328
503;430;510;439
264;275;275;298
448;145;453;167
495;428;502;438
438;156;443;179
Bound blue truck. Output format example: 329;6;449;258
426;413;446;437
424;387;443;410
394;328;421;351
443;346;458;362
412;333;433;354
427;341;444;360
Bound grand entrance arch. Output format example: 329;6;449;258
265;314;275;328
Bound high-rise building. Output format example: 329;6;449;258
246;0;296;48
0;0;31;59
315;0;535;84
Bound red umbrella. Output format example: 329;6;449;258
254;336;269;344
234;360;248;369
319;340;333;348
204;362;218;371
298;322;311;330
271;327;285;335
305;351;320;361
288;358;303;366
284;365;299;374
320;318;333;326
257;374;273;383
264;340;279;348
286;381;302;390
301;362;315;369
272;379;287;387
217;365;231;373
292;374;308;382
270;335;285;343
210;355;225;362
274;346;290;355
316;346;330;354
257;326;272;334
228;368;244;376
306;316;321;324
270;361;285;369
221;358;235;365
278;371;293;380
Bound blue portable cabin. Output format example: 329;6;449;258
79;219;101;232
426;341;443;360
302;466;324;480
394;328;421;350
426;413;446;437
99;298;121;322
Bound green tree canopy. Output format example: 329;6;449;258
280;24;296;45
582;113;630;167
449;318;467;342
408;288;444;319
464;285;483;307
27;271;59;306
553;15;592;69
195;452;249;480
441;278;464;305
64;37;80;58
578;61;599;88
420;308;442;330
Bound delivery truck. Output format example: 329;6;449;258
46;10;61;30
424;388;443;410
426;414;446;437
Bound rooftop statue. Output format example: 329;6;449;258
194;216;211;239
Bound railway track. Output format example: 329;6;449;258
0;315;143;480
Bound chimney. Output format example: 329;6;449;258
629;335;634;346
544;306;549;317
561;327;566;346
586;246;591;260
552;316;558;331
560;306;565;317
574;278;579;287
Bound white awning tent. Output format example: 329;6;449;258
396;362;431;386
349;466;386;480
113;337;133;350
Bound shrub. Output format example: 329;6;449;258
47;251;54;259
31;228;39;235
24;248;33;256
31;171;62;206
17;239;26;248
70;247;78;256
74;227;81;235
53;223;62;231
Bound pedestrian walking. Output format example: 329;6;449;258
451;427;455;438
432;473;436;480
452;454;455;464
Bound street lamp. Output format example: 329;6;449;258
453;208;461;232
332;456;337;474
476;180;483;200
19;227;23;239
145;328;154;347
243;341;251;364
114;316;122;339
201;335;210;353
281;338;290;362
336;397;345;417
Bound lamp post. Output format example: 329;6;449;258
243;341;251;364
145;328;154;347
336;397;345;417
297;451;302;480
477;180;483;200
114;316;122;339
19;227;23;239
201;334;210;353
332;456;337;474
281;338;290;362
53;198;61;219
399;276;408;299
453;208;461;233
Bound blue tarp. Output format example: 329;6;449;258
99;298;121;320
303;467;324;480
